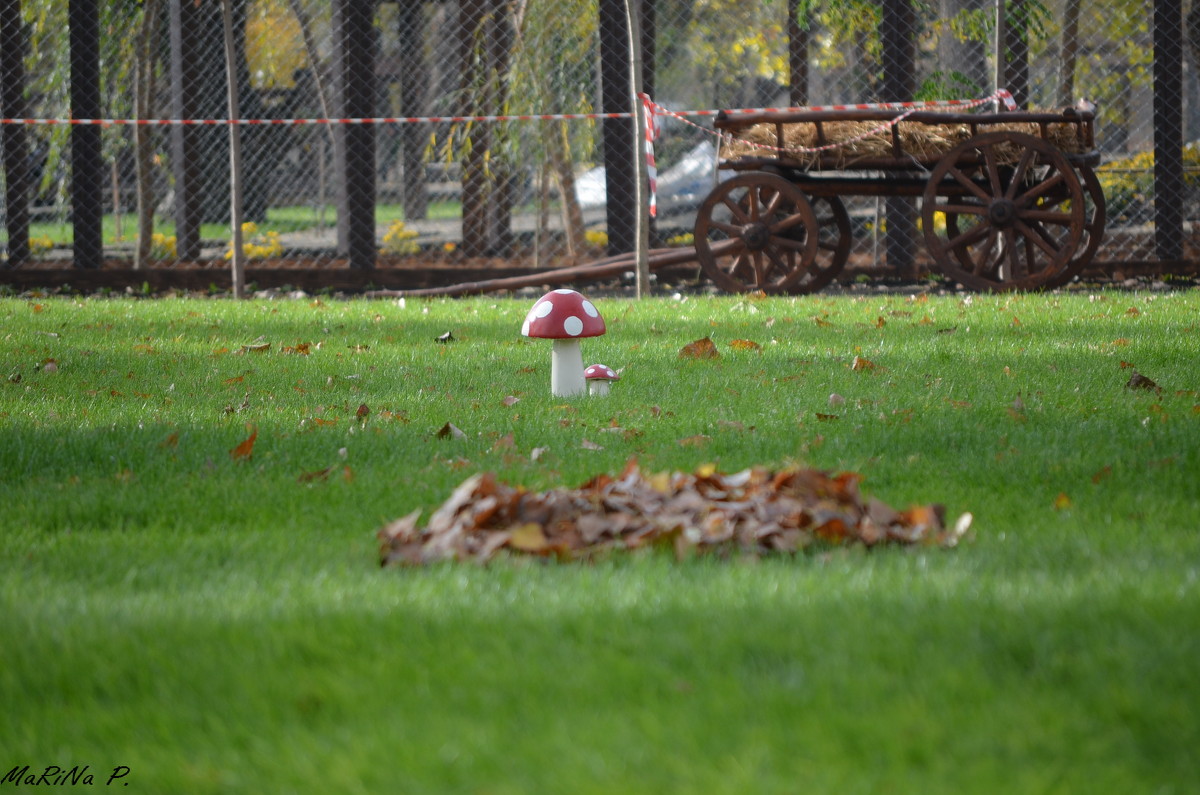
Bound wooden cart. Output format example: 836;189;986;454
693;105;1105;292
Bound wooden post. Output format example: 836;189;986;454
221;0;246;297
334;0;377;269
69;0;104;269
1154;0;1184;261
1;0;30;268
625;0;650;296
993;0;1007;99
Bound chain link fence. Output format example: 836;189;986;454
0;0;1190;285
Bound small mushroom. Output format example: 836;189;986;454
521;289;606;397
584;364;619;396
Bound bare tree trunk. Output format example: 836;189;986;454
1187;2;1200;93
459;0;513;257
788;0;809;105
937;0;990;94
551;121;586;258
1057;0;1081;105
1004;0;1030;108
134;0;162;269
285;0;335;149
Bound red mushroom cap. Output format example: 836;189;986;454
521;289;606;339
584;364;619;381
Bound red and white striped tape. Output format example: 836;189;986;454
0;90;1014;127
3;90;1014;222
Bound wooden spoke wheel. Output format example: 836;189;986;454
1044;164;1107;287
695;172;838;294
794;194;852;293
922;132;1085;291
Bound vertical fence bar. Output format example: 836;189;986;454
1;0;30;268
334;0;377;269
168;0;203;261
69;0;103;269
1154;0;1184;261
599;0;636;257
880;0;917;278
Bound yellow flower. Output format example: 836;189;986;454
28;235;55;255
383;220;420;255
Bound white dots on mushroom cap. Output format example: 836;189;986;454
585;364;618;380
562;315;584;336
521;289;606;339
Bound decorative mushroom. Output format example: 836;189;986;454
584;364;620;396
521;289;606;397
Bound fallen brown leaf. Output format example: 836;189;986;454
509;523;548;552
850;355;876;372
230;425;257;461
1126;370;1162;393
729;339;762;352
298;466;333;483
437;422;467;440
679;337;720;359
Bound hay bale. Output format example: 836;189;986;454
721;117;1089;168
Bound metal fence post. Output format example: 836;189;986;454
69;0;103;269
1154;0;1184;261
1;0;30;268
600;0;636;257
334;0;377;269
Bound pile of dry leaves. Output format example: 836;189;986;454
378;460;972;566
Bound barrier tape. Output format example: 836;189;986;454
0;90;1015;127
2;89;1014;222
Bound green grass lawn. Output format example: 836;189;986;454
2;289;1198;793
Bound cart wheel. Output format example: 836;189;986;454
922;132;1085;291
1044;164;1107;287
797;195;852;293
694;172;828;294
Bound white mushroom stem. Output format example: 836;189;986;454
588;380;611;396
550;339;586;397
